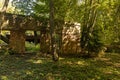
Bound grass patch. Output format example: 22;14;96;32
0;52;120;80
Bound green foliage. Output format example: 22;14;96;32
80;0;120;55
33;0;49;18
10;0;120;55
87;28;104;53
25;41;40;52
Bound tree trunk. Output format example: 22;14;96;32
80;0;98;56
49;0;59;61
0;0;9;13
0;0;9;42
34;31;38;45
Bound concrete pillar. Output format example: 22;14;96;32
9;30;25;53
40;33;50;53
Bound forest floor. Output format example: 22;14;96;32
0;52;120;80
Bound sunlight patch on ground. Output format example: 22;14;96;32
25;70;33;75
63;59;88;66
100;67;120;75
26;59;43;64
59;57;65;60
114;63;120;68
33;60;43;64
66;61;73;65
98;57;111;61
75;61;86;65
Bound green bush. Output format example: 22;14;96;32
88;30;104;53
25;41;40;52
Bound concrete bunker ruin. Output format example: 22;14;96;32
0;13;81;54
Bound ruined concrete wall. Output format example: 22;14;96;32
40;33;50;53
62;23;81;54
39;22;81;54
